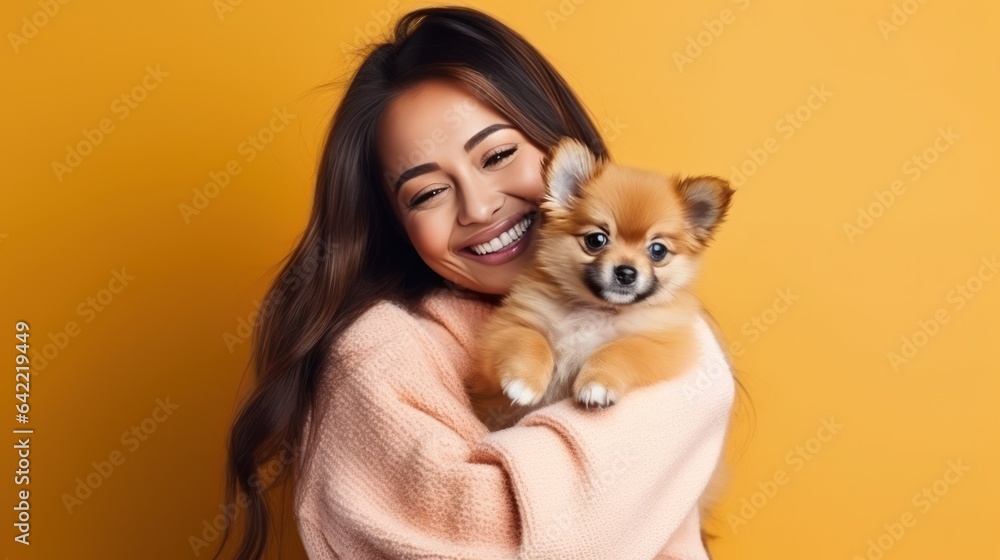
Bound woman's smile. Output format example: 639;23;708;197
458;210;540;266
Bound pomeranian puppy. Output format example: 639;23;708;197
466;136;734;430
464;137;735;554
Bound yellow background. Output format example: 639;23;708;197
2;0;998;558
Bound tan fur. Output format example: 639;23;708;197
464;137;734;548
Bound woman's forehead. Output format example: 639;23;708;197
376;79;512;176
379;85;505;144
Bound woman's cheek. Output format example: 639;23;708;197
405;215;453;258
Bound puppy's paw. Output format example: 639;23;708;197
573;367;627;409
574;381;619;408
501;378;544;406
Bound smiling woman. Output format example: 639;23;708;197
215;5;737;560
376;79;549;294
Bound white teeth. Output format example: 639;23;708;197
469;213;535;255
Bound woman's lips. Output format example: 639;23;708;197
459;213;538;266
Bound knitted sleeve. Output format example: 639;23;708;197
294;300;735;560
296;515;342;560
473;313;735;559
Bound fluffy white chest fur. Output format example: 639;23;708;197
542;307;620;406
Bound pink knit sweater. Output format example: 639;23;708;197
293;287;735;559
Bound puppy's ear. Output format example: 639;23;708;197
542;137;602;210
676;176;734;244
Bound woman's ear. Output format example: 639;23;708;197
675;175;734;245
541;137;601;211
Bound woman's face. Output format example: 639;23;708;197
376;78;548;295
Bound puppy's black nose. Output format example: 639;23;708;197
614;265;637;285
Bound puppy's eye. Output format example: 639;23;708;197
648;242;669;261
584;232;607;251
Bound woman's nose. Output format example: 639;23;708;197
456;180;503;226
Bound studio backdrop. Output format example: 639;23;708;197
2;0;997;558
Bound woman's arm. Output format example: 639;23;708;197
472;313;733;559
295;302;734;559
475;325;732;558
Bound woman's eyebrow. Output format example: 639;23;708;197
392;123;515;193
393;162;440;194
463;123;513;152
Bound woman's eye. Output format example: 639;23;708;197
409;186;447;208
483;146;517;168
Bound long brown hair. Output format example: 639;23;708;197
214;6;612;559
